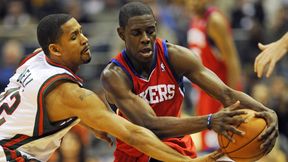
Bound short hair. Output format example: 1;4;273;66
37;14;73;56
119;1;154;27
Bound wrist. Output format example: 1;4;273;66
207;113;213;130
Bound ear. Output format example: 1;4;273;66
117;27;125;41
48;44;61;57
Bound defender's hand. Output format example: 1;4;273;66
211;101;247;142
254;42;287;78
255;110;279;155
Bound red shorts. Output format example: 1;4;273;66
114;135;197;162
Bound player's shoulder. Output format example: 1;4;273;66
51;81;82;98
166;42;190;56
208;11;228;28
101;63;130;87
102;63;125;79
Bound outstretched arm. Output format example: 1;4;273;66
207;11;241;89
254;32;288;78
45;82;192;162
167;43;278;155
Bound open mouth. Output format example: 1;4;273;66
82;46;90;54
139;48;152;56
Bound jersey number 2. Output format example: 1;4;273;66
0;89;21;126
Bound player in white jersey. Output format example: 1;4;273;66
0;14;221;162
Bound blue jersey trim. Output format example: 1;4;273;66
162;40;184;91
122;49;157;80
110;58;134;92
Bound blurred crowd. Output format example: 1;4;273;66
0;0;287;162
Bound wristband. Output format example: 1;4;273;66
207;113;213;130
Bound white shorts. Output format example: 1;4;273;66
217;155;235;162
0;146;6;162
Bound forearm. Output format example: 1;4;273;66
222;88;273;112
146;115;209;139
115;94;209;138
221;36;241;89
226;58;241;89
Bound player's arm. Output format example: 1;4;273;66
254;32;288;78
45;81;193;162
100;64;245;140
167;43;278;155
207;12;241;89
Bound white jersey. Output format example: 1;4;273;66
0;51;82;161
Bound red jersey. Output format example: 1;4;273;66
111;38;197;161
187;7;233;151
187;7;229;115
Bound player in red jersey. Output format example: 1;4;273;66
186;1;242;151
101;2;278;162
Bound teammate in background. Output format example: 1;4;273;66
101;2;278;162
186;0;242;152
254;32;288;78
0;13;205;162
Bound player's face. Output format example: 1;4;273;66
120;14;157;64
58;18;91;70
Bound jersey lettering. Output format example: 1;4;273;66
0;88;21;126
139;84;175;104
17;68;33;88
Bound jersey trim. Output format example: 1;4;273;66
162;40;184;90
45;56;83;84
34;74;79;136
122;50;157;81
110;58;134;92
0;135;30;161
18;50;42;67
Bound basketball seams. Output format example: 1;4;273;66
226;119;266;154
219;114;251;149
227;124;267;158
218;109;267;161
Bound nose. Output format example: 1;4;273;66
80;33;89;45
141;32;150;44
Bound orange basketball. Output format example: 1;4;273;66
218;109;266;162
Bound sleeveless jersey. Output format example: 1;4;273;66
187;7;231;151
111;38;197;161
0;51;82;161
187;7;230;115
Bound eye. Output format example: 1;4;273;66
71;34;77;40
147;27;155;35
131;30;141;36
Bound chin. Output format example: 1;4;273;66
83;57;91;64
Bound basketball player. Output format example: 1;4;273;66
101;2;278;162
254;32;288;78
0;14;208;162
186;0;242;151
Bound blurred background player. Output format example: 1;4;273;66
0;39;24;92
186;0;242;152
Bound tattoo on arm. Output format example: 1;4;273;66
79;92;93;101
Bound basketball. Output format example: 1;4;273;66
218;109;267;162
